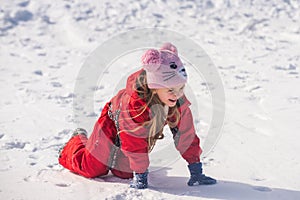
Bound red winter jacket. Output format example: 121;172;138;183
108;69;201;173
59;69;201;178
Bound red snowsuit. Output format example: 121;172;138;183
58;69;202;178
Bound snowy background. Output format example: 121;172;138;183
1;0;300;199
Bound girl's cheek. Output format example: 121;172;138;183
166;92;173;98
169;93;176;98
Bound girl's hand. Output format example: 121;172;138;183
130;169;149;189
187;162;217;186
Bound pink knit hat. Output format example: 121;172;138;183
141;43;187;89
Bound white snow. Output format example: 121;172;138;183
1;0;300;199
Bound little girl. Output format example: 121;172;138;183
58;43;216;189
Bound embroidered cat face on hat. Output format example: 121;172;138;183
141;43;187;89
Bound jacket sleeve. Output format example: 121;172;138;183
119;131;149;173
170;106;202;164
118;97;150;173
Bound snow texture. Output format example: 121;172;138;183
0;0;300;199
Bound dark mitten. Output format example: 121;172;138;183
130;169;148;189
187;162;217;186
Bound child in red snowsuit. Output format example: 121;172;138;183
58;43;216;189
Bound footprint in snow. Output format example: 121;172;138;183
33;70;43;76
3;141;27;150
273;64;296;71
55;183;71;187
252;186;272;192
51;82;62;88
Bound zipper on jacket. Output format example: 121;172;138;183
107;102;122;169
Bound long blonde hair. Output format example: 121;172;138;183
133;70;181;152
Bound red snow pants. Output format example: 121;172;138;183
58;103;133;179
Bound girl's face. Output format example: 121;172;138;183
154;84;185;107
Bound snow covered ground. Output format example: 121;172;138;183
1;0;300;199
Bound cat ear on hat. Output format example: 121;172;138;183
141;49;161;72
160;42;178;56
